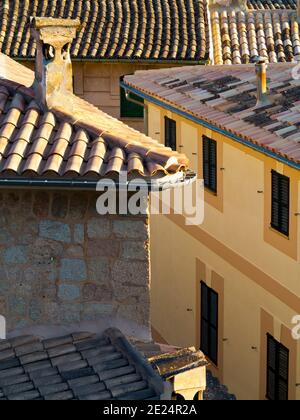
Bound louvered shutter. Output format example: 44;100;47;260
200;282;218;366
279;175;290;236
266;334;289;400
278;345;289;400
203;136;217;193
209;139;217;193
271;171;290;236
267;335;277;400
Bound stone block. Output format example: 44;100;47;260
8;296;26;317
60;259;87;282
87;258;110;284
39;220;71;243
65;245;84;258
74;224;84;244
112;220;148;240
121;241;148;260
87;239;119;258
51;193;69;219
69;193;88;220
112;260;149;286
82;303;114;321
87;218;111;239
58;284;80;301
3;246;28;264
33;192;49;217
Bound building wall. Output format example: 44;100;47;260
22;61;178;132
0;189;150;332
148;102;300;400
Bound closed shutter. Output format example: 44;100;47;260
266;334;289;400
203;136;217;193
165;117;177;151
200;282;218;366
271;171;290;236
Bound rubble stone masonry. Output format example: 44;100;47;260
0;190;150;332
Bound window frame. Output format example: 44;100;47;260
271;170;290;237
164;116;177;151
266;334;289;401
202;135;217;194
200;281;219;366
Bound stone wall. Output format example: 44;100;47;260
0;190;150;332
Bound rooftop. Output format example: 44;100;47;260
124;62;300;167
0;328;166;400
0;0;209;63
0;53;188;185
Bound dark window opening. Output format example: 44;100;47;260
266;334;289;400
271;170;290;236
203;136;217;193
164;117;177;151
120;76;144;118
200;281;218;366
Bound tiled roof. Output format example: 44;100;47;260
0;329;165;400
211;9;300;64
124;63;300;165
0;0;209;62
0;53;188;181
247;0;296;9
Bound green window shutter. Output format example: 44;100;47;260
120;81;144;118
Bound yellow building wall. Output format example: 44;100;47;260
148;102;300;400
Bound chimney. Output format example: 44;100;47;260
253;56;270;108
31;17;80;109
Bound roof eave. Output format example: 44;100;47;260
122;81;300;172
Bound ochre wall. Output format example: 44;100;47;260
148;102;300;400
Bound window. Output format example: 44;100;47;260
271;171;290;236
120;77;144;118
266;334;289;400
203;136;217;193
200;282;218;365
164;117;177;150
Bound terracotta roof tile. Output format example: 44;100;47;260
0;0;209;62
0;52;188;181
124;62;300;165
211;5;300;64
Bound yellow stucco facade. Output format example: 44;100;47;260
148;102;300;400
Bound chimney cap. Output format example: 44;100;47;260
30;17;81;31
251;55;267;65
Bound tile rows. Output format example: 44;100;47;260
211;9;300;64
247;0;297;9
0;331;160;400
124;62;300;164
0;0;209;62
0;54;188;179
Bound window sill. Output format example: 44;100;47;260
120;117;144;121
269;226;290;240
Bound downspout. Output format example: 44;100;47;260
125;89;149;135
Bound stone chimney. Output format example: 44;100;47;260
253;56;270;108
31;17;80;109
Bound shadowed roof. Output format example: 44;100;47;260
0;0;209;63
0;329;165;400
